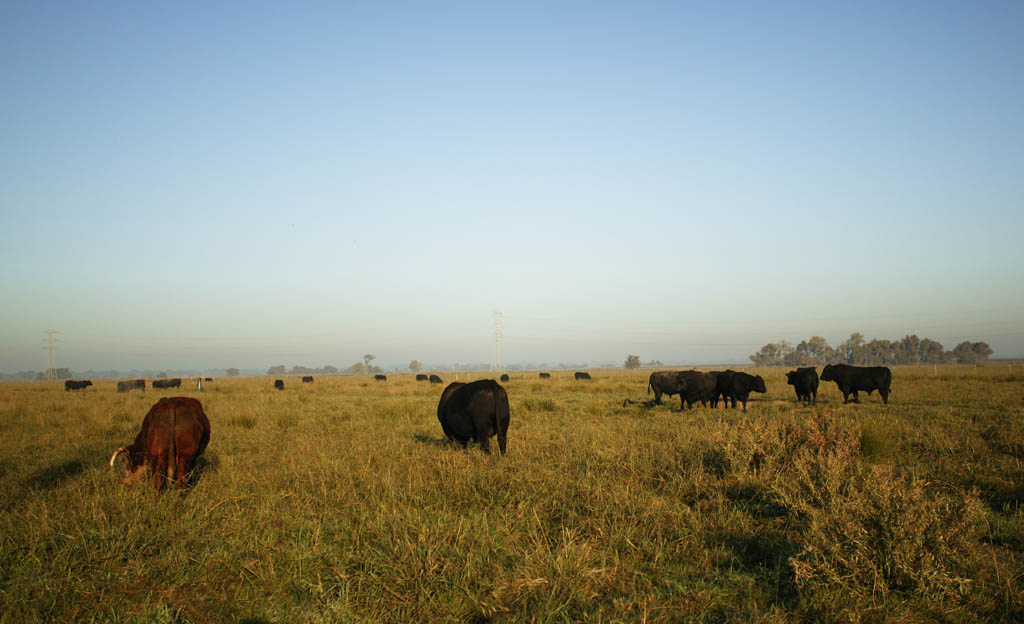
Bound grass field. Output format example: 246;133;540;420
1;366;1022;623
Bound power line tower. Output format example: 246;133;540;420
492;310;503;372
42;329;59;379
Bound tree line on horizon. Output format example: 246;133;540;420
749;333;993;367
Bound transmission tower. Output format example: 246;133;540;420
492;310;503;371
42;329;59;379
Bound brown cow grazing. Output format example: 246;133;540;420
437;380;511;454
109;397;211;490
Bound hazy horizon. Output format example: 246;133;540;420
3;2;1022;373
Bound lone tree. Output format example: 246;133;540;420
363;354;375;372
409;360;423;372
624;354;641;369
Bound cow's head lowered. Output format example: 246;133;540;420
110;397;211;490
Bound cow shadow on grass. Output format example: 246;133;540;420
719;530;801;607
412;434;450;448
23;459;87;492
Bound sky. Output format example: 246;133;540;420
2;1;1022;372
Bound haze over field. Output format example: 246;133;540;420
2;2;1022;372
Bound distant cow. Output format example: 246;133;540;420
712;370;767;411
499;373;510;382
675;371;719;410
374;374;387;382
437;379;511;454
539;372;551;379
117;379;146;393
821;364;892;404
574;371;592;380
786;367;819;405
647;371;686;406
274;379;284;390
204;377;213;382
429;374;443;384
302;376;314;383
109;396;211;490
416;374;428;382
65;379;93;391
152;378;182;389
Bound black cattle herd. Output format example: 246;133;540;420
71;364;892;490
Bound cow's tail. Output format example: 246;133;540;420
647;378;652;395
166;403;177;487
493;381;510;455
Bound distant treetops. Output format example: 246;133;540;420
750;333;992;367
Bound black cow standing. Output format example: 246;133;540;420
821;364;891;404
647;371;686;406
302;376;314;383
429;374;443;384
786;367;819;405
499;373;510;382
416;374;428;382
65;380;93;391
274;379;285;390
374;374;387;382
152;378;182;389
574;371;592;380
675;371;719;410
539;372;551;379
437;380;511;454
712;370;767;411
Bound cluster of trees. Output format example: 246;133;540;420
266;364;342;375
623;355;664;369
749;334;993;367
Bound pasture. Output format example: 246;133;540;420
1;367;1021;623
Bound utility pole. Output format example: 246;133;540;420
493;310;503;372
42;329;58;379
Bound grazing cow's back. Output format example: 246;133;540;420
429;374;443;384
65;379;93;391
821;364;891;404
117;379;146;393
539;372;551;379
786;367;819;405
109;396;211;490
574;371;592;380
437;380;510;454
152;378;182;389
416;374;428;382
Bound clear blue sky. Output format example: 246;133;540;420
2;1;1022;371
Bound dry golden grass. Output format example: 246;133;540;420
0;366;1021;622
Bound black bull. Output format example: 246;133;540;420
821;364;892;404
437;379;510;454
